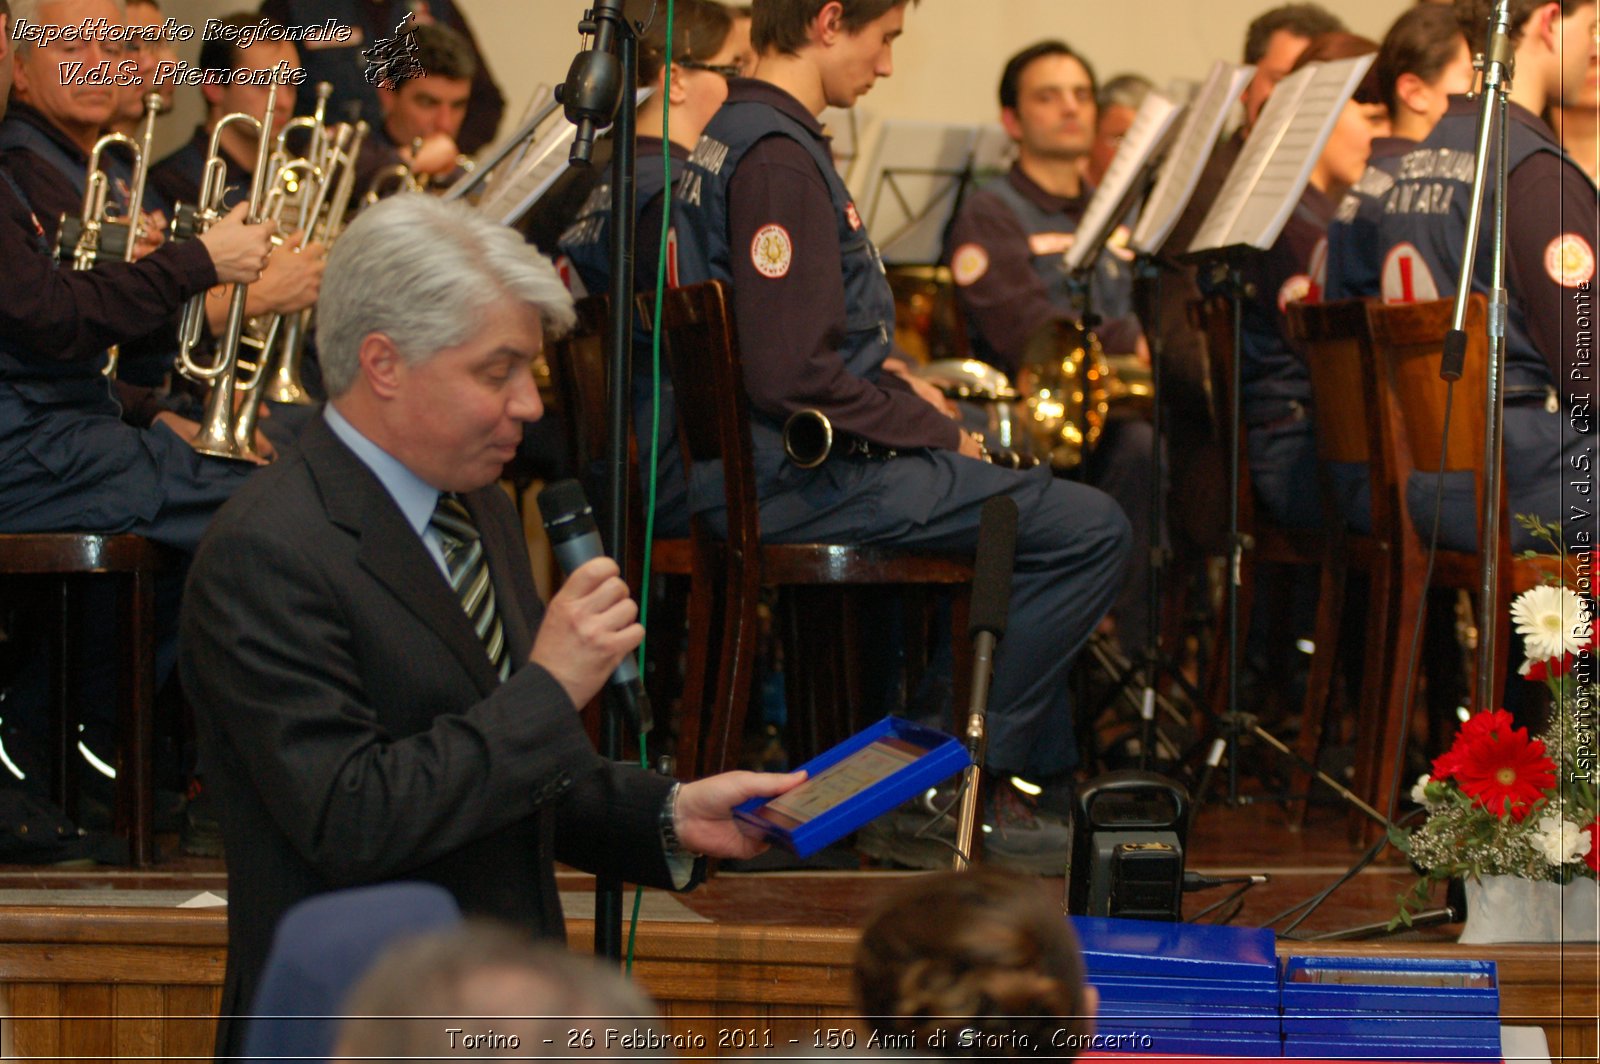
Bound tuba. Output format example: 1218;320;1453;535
173;84;280;462
57;91;164;377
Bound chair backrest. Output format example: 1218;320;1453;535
1286;298;1401;540
639;280;762;563
544;294;611;482
1366;294;1489;524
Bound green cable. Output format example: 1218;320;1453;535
626;0;674;977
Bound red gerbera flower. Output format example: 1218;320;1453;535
1432;709;1514;782
1450;713;1556;821
1586;820;1600;875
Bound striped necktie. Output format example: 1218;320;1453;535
429;494;510;682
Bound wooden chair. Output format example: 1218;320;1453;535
0;533;168;865
544;297;702;767
1367;295;1577;778
1285;299;1409;838
646;279;975;779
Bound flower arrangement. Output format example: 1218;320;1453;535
1392;524;1599;926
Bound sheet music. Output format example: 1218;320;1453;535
1064;91;1181;273
850;120;1007;264
476;87;653;228
474;85;555;207
1187;55;1376;255
1129;60;1253;255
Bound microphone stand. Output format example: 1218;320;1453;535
1444;0;1515;713
559;0;638;964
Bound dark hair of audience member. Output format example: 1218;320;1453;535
854;869;1094;1057
334;922;660;1061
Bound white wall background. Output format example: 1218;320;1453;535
149;1;1420;157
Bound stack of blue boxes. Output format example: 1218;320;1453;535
1072;916;1284;1057
1280;955;1502;1061
1070;917;1505;1059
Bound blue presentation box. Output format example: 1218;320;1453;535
1283;1033;1502;1061
1072;915;1279;982
1281;956;1500;1016
1089;971;1281;1010
1281;1009;1502;1042
733;716;969;857
1096;1001;1280;1034
1095;1026;1282;1057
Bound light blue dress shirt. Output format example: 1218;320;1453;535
323;404;453;581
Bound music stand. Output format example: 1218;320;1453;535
1182;55;1391;830
849;120;1012;265
474;87;654;229
446;86;556;204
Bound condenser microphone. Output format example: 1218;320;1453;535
536;479;652;733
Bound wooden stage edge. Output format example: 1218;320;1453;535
0;890;1595;1061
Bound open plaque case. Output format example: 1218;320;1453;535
734;717;969;857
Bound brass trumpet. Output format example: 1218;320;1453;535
57;92;164;377
174;84;280;462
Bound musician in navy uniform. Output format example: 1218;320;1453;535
667;0;1130;870
942;39;1160;651
349;21;477;196
558;0;741;538
256;0;504;154
1324;4;1473;301
1375;0;1599;553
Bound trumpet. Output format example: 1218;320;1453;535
174;83;279;462
782;408;1037;470
364;136;427;204
57;91;164;377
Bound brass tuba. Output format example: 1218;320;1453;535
173;84;280;462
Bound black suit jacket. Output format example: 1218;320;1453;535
180;416;677;1058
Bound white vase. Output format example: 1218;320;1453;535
1459;874;1600;943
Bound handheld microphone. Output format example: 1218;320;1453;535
559;0;629;165
536;479;652;734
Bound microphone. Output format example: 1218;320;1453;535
951;495;1020;870
969;496;1019;642
558;0;629;165
536;479;652;734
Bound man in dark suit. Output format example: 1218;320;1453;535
179;194;803;1058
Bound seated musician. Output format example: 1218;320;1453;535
665;0;1130;871
1323;4;1473;301
1375;0;1599;554
558;0;742;536
257;0;505;155
1234;32;1386;532
351;21;478;199
150;11;325;419
942;39;1162;653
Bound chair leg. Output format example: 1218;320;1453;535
119;569;157;867
51;579;79;821
1350;557;1400;846
706;558;761;778
673;568;717;781
1293;545;1347;829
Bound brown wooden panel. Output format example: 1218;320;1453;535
59;983;114;1063
0;944;225;984
111;984;163;1060
0;906;225;947
8;982;61;1059
162;984;221;1062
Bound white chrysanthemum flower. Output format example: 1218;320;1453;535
1510;585;1591;663
1533;814;1592;866
1411;774;1431;804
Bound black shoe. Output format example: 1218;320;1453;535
857;778;1070;875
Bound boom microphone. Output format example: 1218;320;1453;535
536;479;652;733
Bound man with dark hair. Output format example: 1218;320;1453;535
257;0;505;154
669;0;1130;871
1377;0;1599;553
352;21;480;194
942;39;1161;654
1241;2;1347;132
